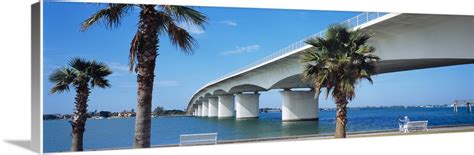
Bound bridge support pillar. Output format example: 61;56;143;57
208;97;218;117
197;103;202;117
235;92;260;119
280;90;319;121
217;94;235;118
201;101;209;117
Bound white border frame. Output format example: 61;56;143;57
31;2;43;153
31;0;474;154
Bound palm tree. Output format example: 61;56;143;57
49;57;112;151
301;25;379;138
80;4;207;148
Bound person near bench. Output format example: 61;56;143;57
399;116;429;133
399;116;410;132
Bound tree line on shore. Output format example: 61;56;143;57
44;106;186;120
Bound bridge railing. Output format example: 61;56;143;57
204;12;388;88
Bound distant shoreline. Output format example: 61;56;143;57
44;106;459;121
43;114;191;121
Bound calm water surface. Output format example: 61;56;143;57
44;107;474;152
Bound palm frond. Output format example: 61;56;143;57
68;57;91;72
50;83;71;94
129;32;141;72
91;77;111;88
49;67;76;94
88;60;113;88
161;5;208;28
49;57;112;94
81;4;134;31
165;19;196;53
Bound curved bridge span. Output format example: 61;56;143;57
186;13;474;121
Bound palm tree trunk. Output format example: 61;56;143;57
334;92;348;138
134;5;158;148
71;82;89;151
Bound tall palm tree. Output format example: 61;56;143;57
80;4;207;148
301;25;379;138
49;57;112;151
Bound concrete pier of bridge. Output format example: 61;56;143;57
218;94;235;118
197;103;202;117
201;100;209;117
235;92;260;119
208;97;219;117
280;89;319;121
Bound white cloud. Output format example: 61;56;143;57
108;62;132;76
220;44;261;55
109;62;130;72
220;20;238;27
48;65;60;69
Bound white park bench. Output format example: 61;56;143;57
179;133;218;146
400;121;428;133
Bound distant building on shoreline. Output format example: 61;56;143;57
117;111;136;118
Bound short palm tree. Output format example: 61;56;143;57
301;25;379;138
80;4;207;148
49;58;112;151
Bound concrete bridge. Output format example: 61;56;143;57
186;12;474;121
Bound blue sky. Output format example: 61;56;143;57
43;2;474;114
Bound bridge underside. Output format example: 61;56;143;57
237;58;474;91
376;59;474;74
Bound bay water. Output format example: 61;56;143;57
44;107;474;152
